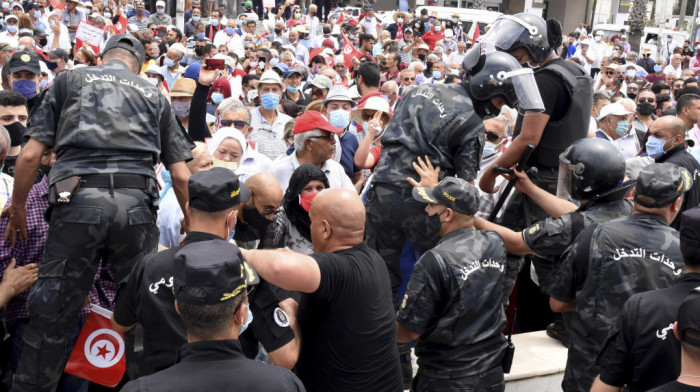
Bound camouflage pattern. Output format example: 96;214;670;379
372;83;485;186
25;60;193;185
550;213;682;392
365;183;442;309
522;199;634;293
13;187;158;392
397;227;507;381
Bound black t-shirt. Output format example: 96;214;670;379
649;381;700;392
295;243;403;392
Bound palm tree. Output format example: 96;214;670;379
473;0;486;10
629;0;648;51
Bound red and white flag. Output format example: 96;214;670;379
64;305;126;387
473;25;480;43
341;32;361;69
110;14;129;35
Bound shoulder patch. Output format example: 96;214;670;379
273;307;290;327
528;223;541;235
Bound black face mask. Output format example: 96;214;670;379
426;60;434;69
36;164;51;182
674;89;681;97
2;155;16;177
5;121;25;147
323;27;331;35
638;102;656;115
39;38;48;46
274;28;282;35
627;92;637;100
194;46;204;56
474;98;501;119
46;60;59;71
417;53;426;61
241;206;273;235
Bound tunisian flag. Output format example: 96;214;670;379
473;25;480;43
341;32;361;69
48;0;66;10
64;305;126;387
110;14;128;35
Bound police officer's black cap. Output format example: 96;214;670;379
412;177;480;216
102;34;146;66
9;51;40;75
188;167;250;212
680;207;700;262
174;240;259;306
634;163;693;208
48;48;69;60
677;286;700;347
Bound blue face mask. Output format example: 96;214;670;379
33;10;42;19
13;80;37;99
482;141;498;158
286;85;299;93
197;32;204;38
157;8;164;13
164;58;175;67
211;19;219;27
653;64;662;73
613;120;629;137
7;25;17;33
381;94;390;102
40;79;48;90
211;92;224;105
362;121;369;133
239;304;253;335
226;26;235;35
329;109;350;129
432;70;442;79
192;16;199;22
348;34;355;40
646;135;672;159
261;93;280;110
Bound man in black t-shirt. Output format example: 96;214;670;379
242;188;403;392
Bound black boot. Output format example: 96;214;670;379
397;342;413;390
546;314;570;348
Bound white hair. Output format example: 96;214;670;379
408;61;424;73
0;125;9;156
293;129;323;152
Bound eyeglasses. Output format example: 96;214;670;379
311;89;326;96
485;131;506;143
627;87;638;92
252;195;279;216
403;77;416;81
245;46;255;51
638;97;655;103
220;119;247;129
311;133;335;141
361;112;378;121
605;71;614;75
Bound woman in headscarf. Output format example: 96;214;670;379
208;126;271;182
263;164;328;255
206;77;232;115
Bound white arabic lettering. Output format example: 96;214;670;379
148;276;174;294
656;323;675;340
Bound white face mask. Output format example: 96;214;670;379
595;35;602;42
626;69;636;78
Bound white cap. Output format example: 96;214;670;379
170;43;187;57
213;53;236;69
156;0;165;7
596;102;632;121
445;29;454;38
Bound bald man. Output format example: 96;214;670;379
647;115;700;228
234;172;284;247
241;189;403;392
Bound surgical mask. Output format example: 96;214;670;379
646;135;672;159
613;120;629;137
33;10;41;19
237;19;243;26
250;61;257;68
239;304;253;335
329;109;350;129
261;92;279;110
638;102;655;115
654;64;662;72
192;15;199;22
211;19;219;26
164;58;175;67
211;92;224;104
366;17;373;22
299;192;318;212
432;70;442;79
415;74;425;83
104;11;112;17
452;17;458;23
696;45;700;51
213;158;238;171
414;22;420;28
595;35;602;42
12;80;37;99
450;68;459;75
626;69;635;78
434;26;441;32
294;12;301;17
667;37;672;42
269;57;278;66
381;94;389;101
39;38;48;46
7;25;17;33
226;26;235;35
40;79;48;89
348;34;355;40
171;101;190;118
397;17;403;23
147;77;159;85
482;141;499;158
287;85;299;93
362;121;369;133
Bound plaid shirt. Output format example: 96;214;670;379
0;176;115;328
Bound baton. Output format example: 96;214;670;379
487;144;536;222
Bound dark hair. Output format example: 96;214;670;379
359;33;374;46
676;92;700;112
593;91;611;106
279;99;299;118
651;81;670;94
685;77;699;85
204;43;217;56
177;288;243;340
357;61;380;88
444;74;460;83
170;27;183;41
241;74;260;87
656;93;672;109
0;90;28;108
246;19;256;26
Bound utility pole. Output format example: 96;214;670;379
691;0;700;44
590;0;598;27
680;0;688;31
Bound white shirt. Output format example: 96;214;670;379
447;51;466;65
590;41;607;68
46;22;72;51
360;17;378;38
0;32;19;47
308;15;320;40
213;30;244;57
573;49;592;73
271;152;355;193
664;64;683;77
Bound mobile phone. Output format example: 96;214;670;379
205;58;225;70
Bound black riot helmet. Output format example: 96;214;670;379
480;13;562;64
557;138;633;202
463;44;544;113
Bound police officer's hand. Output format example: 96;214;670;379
479;168;499;194
2;203;28;248
407;155;440;188
0;259;38;299
511;166;535;194
199;60;218;86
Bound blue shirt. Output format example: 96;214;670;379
339;131;360;177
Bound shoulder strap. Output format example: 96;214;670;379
540;62;579;91
569;211;586;241
572;223;597;286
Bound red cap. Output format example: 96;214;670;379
322;38;335;48
293;110;342;135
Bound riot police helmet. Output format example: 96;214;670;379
480;13;561;64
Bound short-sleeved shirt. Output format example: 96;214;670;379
61;8;86;41
397;227;508;378
148;13;172;26
248;108;292;160
372;83;484;187
25;60;193;185
128;15;151;31
271;153;355;193
597;273;700;392
296;243;403;392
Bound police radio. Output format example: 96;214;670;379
501;308;516;373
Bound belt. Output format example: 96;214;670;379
81;174;149;189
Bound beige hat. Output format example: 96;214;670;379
295;25;310;34
412;43;430;55
351;96;393;124
393;11;408;22
169;78;196;97
254;69;287;91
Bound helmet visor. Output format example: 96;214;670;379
497;68;544;114
556;160;574;201
480;15;539;54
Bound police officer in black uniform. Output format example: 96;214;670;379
5;34;194;392
121;239;306;392
112;168;299;373
479;13;593;333
591;207;700;392
397;176;508;392
365;49;544;387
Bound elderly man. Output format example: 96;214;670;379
381;80;399;110
161;45;185;88
271;110;354;193
321;85;362;187
665;54;684;78
288;28;309;66
247;70;291;160
241;188;403;392
213;18;243;57
594;102;638;158
399;68;416;93
148;0;172;34
233;172;284;248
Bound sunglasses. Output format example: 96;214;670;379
311;89;325;96
245;47;255;51
403;77;416;81
312;133;334;141
627;87;638;92
638;97;655;103
485;131;505;143
361;112;380;121
221;119;247;129
605;71;615;75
